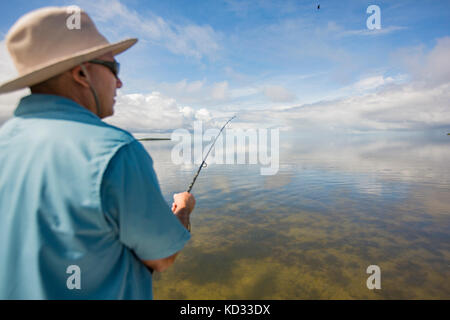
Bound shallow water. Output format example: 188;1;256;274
141;131;450;299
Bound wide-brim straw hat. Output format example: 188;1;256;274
0;6;137;94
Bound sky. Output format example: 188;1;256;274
0;0;449;134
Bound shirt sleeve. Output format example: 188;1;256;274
100;140;191;261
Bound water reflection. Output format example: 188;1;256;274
139;132;450;299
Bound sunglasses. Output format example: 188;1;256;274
88;59;120;78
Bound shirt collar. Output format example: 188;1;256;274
14;94;99;120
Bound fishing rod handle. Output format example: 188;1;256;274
186;160;206;192
186;174;198;193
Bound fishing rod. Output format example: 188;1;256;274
147;118;234;274
186;115;236;193
137;137;171;141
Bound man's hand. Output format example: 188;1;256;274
171;192;196;213
142;192;196;273
171;192;195;231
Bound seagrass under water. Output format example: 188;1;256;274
140;131;450;299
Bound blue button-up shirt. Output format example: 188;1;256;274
0;94;190;299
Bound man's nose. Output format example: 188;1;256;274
116;77;123;89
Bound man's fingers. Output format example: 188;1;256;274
172;192;196;213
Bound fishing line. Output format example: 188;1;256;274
186;115;236;193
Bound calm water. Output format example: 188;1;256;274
141;131;450;299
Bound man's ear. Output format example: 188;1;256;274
71;65;90;88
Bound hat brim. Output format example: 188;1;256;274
0;38;137;94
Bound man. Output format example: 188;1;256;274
0;7;195;299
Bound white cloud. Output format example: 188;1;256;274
0;41;28;127
0;41;16;83
327;74;401;99
339;25;407;37
172;24;220;59
352;76;395;91
104;91;226;133
423;37;450;84
76;0;221;60
325;20;407;38
145;40;450;133
394;37;450;87
235;37;450;133
241;76;449;132
277;81;450;132
224;66;251;83
195;108;212;122
171;79;205;94
156;79;230;106
105;91;184;132
210;81;229;101
263;85;296;103
180;106;195;119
